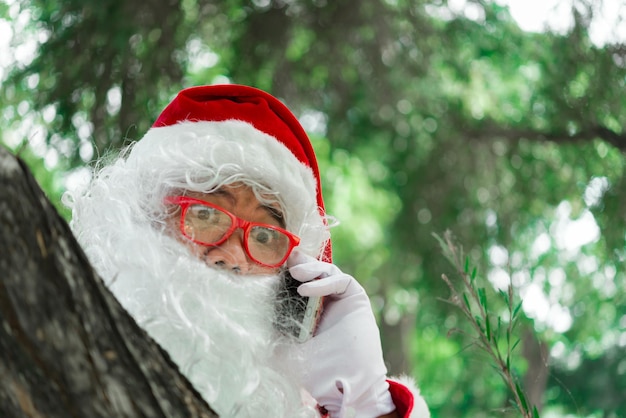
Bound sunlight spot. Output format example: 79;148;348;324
476;187;490;204
299;109;328;136
583;176;609;207
577;254;598;276
548;268;565;288
511;269;530;287
417;208;432;224
72;113;94;142
533;266;547;286
42;104;56;124
106;86;122;116
186;38;219;73
550;340;566;359
384;304;402;326
496;0;573;34
531;232;551;259
17;100;30;116
212;75;230;85
44;148;58;169
523;284;573;333
26;73;39;89
548;304;573;333
79;140;94;162
552;202;600;252
488;267;510;291
592;270;617;298
489;245;509;266
424;0;485;22
14;37;38;67
588;0;626;47
521;283;550;322
496;0;625;46
510;250;524;269
397;99;412;114
565;349;582;369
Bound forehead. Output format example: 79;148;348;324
183;183;272;206
184;184;284;224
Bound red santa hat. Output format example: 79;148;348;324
138;84;331;261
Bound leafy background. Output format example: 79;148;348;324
1;0;624;416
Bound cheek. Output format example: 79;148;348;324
249;264;281;276
164;215;197;251
164;215;181;240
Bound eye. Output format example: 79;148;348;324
183;204;231;243
196;208;215;220
251;227;281;245
189;205;221;223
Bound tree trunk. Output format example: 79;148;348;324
522;326;549;414
379;308;415;376
0;146;219;417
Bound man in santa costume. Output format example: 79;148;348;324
68;84;429;418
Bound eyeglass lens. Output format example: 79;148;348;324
183;203;291;265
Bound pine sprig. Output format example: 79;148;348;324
434;231;538;418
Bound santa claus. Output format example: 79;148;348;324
67;84;430;418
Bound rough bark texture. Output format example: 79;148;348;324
0;146;219;418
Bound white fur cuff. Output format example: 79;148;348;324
388;375;431;418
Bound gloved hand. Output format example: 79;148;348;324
287;251;396;418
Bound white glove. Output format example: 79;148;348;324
287;251;396;418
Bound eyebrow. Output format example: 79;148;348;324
211;188;236;204
263;205;285;226
212;188;285;226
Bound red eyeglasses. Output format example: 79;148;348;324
164;196;300;268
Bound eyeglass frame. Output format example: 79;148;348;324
164;195;301;268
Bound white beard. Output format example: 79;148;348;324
91;223;318;418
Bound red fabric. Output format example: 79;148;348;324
387;380;414;418
153;84;332;261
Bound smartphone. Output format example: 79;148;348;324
275;270;324;342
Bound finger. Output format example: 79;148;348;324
288;261;325;282
288;253;338;282
297;275;351;297
286;249;316;268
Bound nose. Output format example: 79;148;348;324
203;232;250;273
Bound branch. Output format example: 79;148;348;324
465;123;626;152
434;231;539;418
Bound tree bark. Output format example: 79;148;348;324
521;326;549;414
379;311;414;376
0;145;219;417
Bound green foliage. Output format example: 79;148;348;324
0;141;70;219
4;0;191;164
